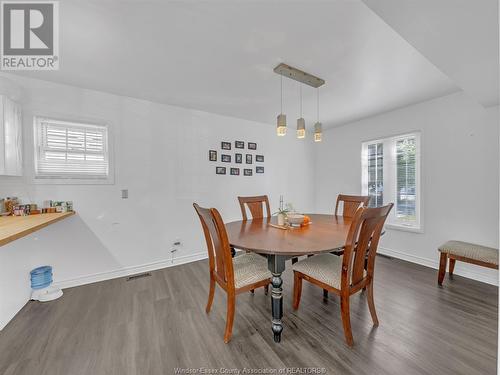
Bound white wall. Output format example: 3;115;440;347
314;91;499;285
0;73;315;329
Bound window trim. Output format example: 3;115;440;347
361;131;422;233
32;115;115;185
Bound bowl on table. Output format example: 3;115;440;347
287;214;305;226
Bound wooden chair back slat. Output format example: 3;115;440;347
341;204;393;288
335;194;370;218
238;195;271;220
193;203;234;288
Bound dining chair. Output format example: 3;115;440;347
318;194;371;299
335;194;371;217
238;195;271;220
292;203;393;346
193;203;272;343
237;195;271;294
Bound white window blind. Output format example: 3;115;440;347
34;117;109;179
366;142;383;208
362;132;421;231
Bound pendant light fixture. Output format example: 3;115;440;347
296;84;305;139
273;63;324;141
314;88;322;142
276;75;287;136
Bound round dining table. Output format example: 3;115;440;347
225;214;352;343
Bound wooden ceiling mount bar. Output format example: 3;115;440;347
273;63;325;88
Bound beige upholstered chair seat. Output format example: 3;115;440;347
233;253;272;289
292;253;355;289
439;240;498;265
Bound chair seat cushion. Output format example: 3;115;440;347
233;253;272;289
292;253;345;289
439;240;499;265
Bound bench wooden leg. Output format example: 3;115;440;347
438;252;447;285
449;258;456;276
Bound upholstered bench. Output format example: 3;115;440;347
438;240;499;285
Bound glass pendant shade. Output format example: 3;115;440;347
296;117;305;139
277;114;287;136
314;122;322;142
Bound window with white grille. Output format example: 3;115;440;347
361;132;421;231
34;117;109;179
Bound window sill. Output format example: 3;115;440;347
385;223;423;234
33;176;114;185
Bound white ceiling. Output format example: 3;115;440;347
16;1;467;128
363;0;499;108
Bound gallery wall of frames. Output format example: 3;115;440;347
209;141;264;176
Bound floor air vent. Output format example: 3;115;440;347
126;272;152;281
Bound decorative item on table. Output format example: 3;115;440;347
30;265;63;302
273;196;291;226
271;197;311;229
42;200;56;213
0;198;9;216
52;201;74;212
4;197;18;215
52;201;66;212
287;213;305;227
13;205;25;216
23;203;40;215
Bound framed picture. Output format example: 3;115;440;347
248;142;257;150
256;166;264;174
256;155;264;162
235;141;244;149
221;154;231;163
246;154;253;164
221;142;231;150
235;153;242;164
244;168;253;176
230;168;240;176
216;166;226;175
209;150;217;161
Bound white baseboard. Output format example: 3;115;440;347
379;246;498;286
53;251;208;290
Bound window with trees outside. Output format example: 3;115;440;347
361;132;421;231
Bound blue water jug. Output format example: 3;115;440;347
30;266;53;290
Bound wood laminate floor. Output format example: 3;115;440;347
0;256;497;375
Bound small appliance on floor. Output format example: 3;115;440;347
30;266;63;302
